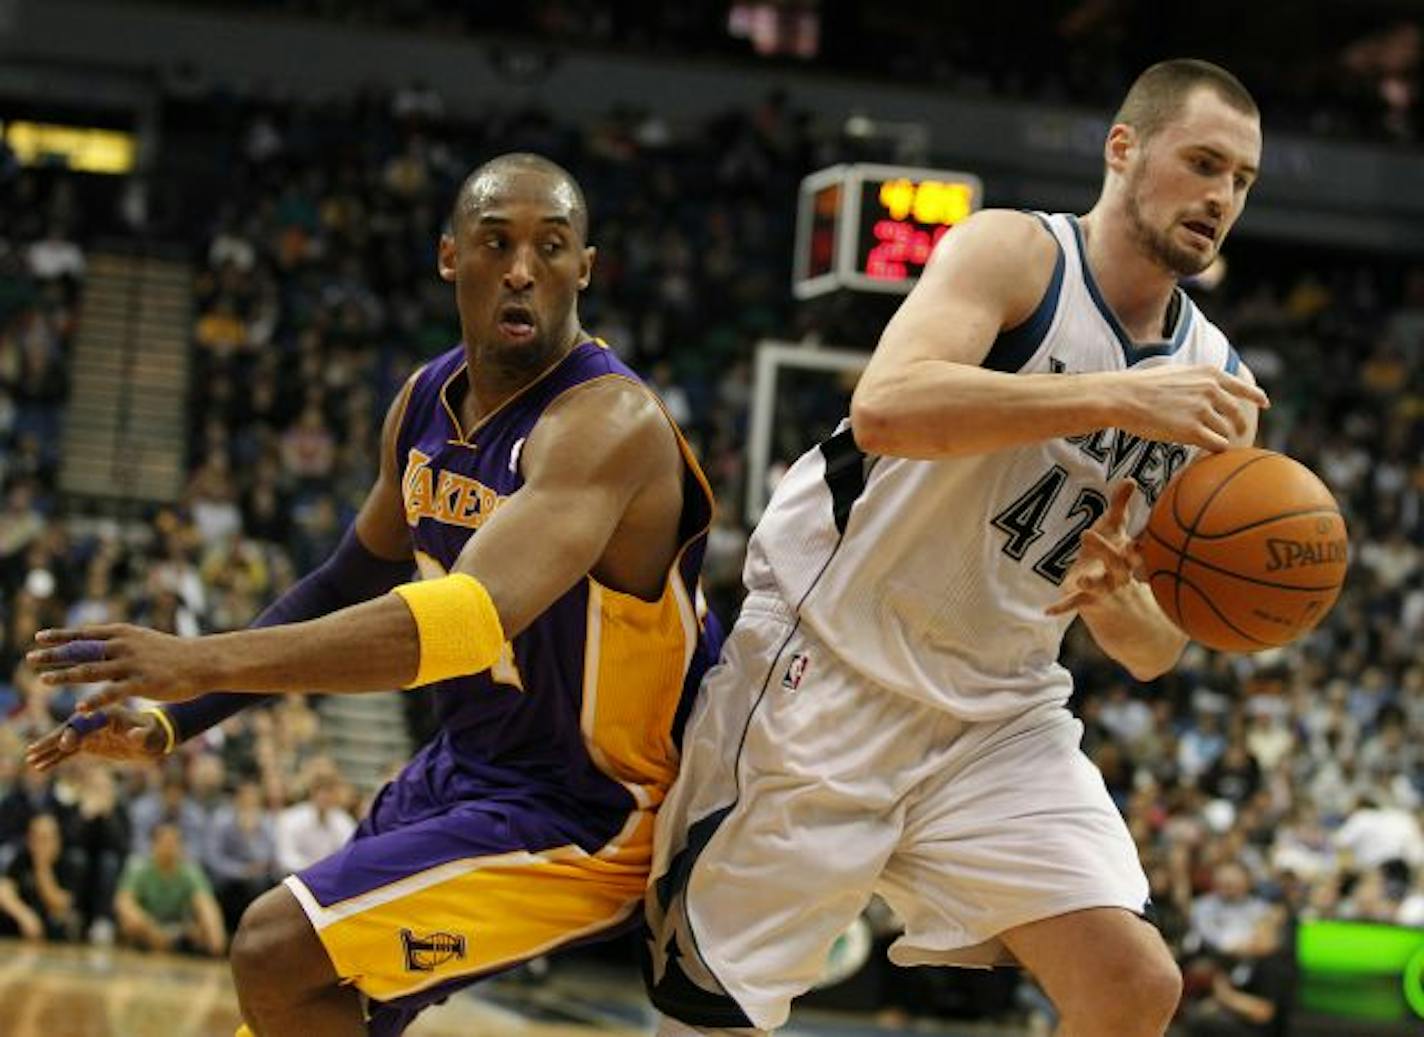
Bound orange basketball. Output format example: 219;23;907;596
1139;448;1348;653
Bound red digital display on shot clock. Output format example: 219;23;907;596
857;176;976;282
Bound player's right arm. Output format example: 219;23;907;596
25;375;420;772
27;377;680;708
850;209;1268;458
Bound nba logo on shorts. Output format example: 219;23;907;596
400;928;467;972
782;652;810;691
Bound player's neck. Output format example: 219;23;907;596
1077;211;1179;343
461;323;584;424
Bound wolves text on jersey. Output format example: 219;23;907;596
402;448;506;530
1062;428;1190;506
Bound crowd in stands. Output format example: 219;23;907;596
0;71;1421;1035
154;0;1422;146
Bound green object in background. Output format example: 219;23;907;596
1297;919;1424;1022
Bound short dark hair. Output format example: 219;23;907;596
449;152;589;240
1114;59;1258;142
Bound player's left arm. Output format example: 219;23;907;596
28;378;676;706
1048;360;1261;680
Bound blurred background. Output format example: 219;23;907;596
0;1;1421;1035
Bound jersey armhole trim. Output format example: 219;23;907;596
1225;345;1242;375
983;212;1065;373
390;365;424;478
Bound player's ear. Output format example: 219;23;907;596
578;245;595;291
1104;123;1136;176
437;231;457;283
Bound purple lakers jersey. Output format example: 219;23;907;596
391;339;717;825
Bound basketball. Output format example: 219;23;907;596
1140;448;1348;653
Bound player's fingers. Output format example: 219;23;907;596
24;731;70;771
1078;541;1131;588
1212;389;1251;439
1127;542;1146;581
33;626;125;646
25;724;67;754
66;711;111;738
1106;481;1136;526
1203;405;1235;441
1080;571;1117;594
1191;414;1232;453
1219;373;1270;409
1045;590;1092;616
27;639;115;672
36;661;131;686
42;726;82;768
1080;529;1129;566
76;684;133;714
26;739;74;772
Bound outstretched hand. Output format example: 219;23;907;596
26;623;209;714
25;706;168;772
1045;481;1143;617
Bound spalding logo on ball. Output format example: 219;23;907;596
1138;447;1348;652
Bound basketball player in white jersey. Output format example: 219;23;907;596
645;60;1270;1037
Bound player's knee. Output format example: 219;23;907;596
1089;950;1181;1034
1128;950;1182;1026
1054;938;1180;1035
231;886;330;1000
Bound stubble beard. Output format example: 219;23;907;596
1124;166;1215;278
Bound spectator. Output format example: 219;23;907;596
1180;908;1295;1037
129;772;206;856
273;772;355;873
0;813;80;940
1357;704;1419;798
1333;794;1424;871
1099;682;1155;751
187;752;228;845
1179;710;1229;782
1201;741;1263;806
66;765;130;943
204;780;277;931
1269;804;1336;884
0;761;64;850
114;822;225;957
1188;862;1274;958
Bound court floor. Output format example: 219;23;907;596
0;938;1026;1037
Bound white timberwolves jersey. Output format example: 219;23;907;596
745;212;1244;720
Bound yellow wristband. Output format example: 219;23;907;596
392;573;506;688
142;707;177;756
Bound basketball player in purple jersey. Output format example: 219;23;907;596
27;153;720;1037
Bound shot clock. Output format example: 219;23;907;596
792;164;983;299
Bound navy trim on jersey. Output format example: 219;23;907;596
819;428;868;535
983;213;1065;373
1068;215;1194;365
1225;345;1241;375
644;930;755;1030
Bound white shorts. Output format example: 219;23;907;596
645;592;1149;1032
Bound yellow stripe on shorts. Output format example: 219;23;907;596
285;844;648;1002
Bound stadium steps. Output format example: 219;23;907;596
316;692;413;794
60;251;193;508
